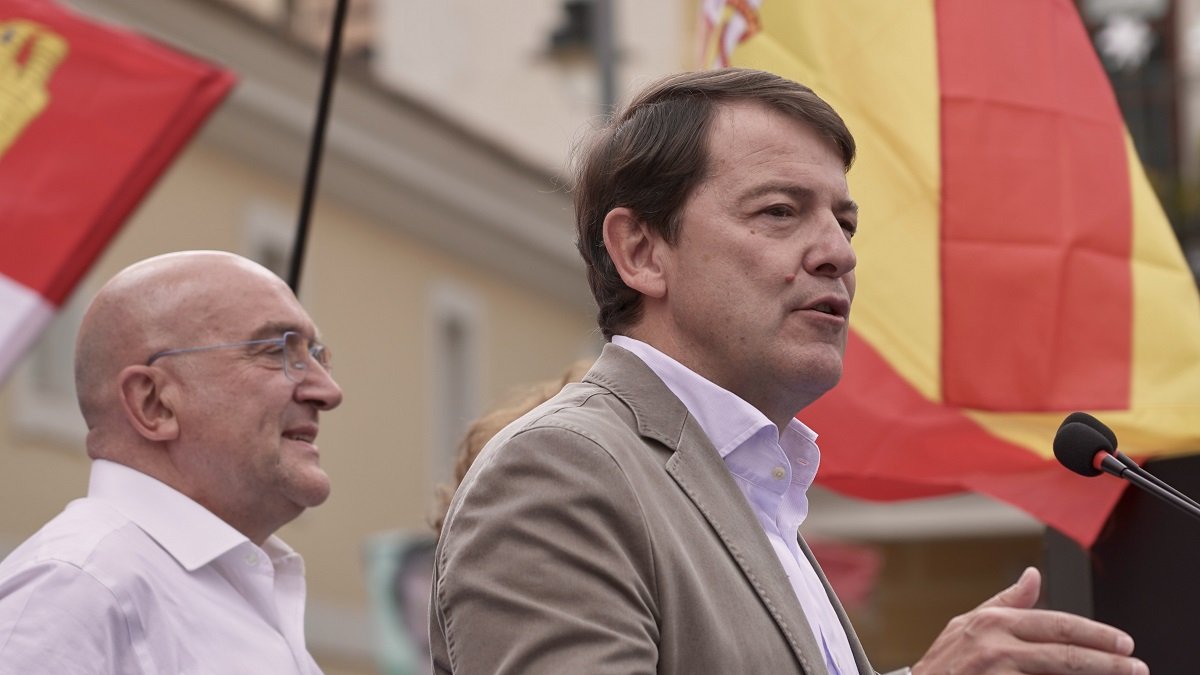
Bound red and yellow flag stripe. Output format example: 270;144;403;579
704;0;1200;547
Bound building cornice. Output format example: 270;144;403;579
67;0;593;311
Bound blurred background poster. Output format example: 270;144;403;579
364;531;437;675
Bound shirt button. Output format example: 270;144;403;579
772;467;786;480
244;552;259;566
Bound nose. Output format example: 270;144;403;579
296;362;344;411
804;215;857;279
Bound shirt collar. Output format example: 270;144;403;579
611;335;820;460
87;459;281;572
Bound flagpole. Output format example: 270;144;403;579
594;0;616;116
287;0;350;294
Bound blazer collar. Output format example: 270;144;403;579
584;343;831;674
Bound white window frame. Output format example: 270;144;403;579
242;199;299;288
9;283;92;448
428;282;485;484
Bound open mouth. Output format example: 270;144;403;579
283;430;316;443
802;297;849;318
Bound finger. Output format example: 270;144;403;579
1012;642;1147;675
978;566;1040;610
1008;608;1136;655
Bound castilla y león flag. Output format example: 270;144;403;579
702;0;1200;547
0;0;235;383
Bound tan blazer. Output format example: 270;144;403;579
430;344;874;675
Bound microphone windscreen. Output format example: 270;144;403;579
1061;411;1119;451
1053;422;1112;477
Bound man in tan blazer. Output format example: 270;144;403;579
430;69;1146;675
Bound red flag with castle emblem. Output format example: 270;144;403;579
701;0;1200;547
0;0;235;382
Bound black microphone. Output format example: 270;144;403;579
1060;412;1200;510
1062;411;1119;449
1054;420;1200;523
1061;411;1133;470
1053;421;1110;477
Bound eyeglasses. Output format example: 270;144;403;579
146;331;332;383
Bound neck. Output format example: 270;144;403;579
616;331;807;431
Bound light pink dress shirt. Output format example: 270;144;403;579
0;459;322;674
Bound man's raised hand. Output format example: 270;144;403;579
913;568;1147;675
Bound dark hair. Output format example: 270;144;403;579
572;67;856;339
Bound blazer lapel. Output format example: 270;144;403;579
798;537;874;675
586;345;827;675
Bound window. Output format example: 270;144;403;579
243;199;297;286
9;283;90;447
428;283;484;482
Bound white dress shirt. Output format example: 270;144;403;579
613;335;857;674
0;460;322;674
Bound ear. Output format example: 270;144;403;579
117;365;180;442
602;207;668;299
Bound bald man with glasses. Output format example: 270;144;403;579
0;251;343;674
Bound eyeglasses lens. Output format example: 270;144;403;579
283;332;307;382
282;332;331;382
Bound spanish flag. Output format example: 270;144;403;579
702;0;1200;547
0;0;234;383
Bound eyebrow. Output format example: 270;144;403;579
738;183;859;216
246;321;307;342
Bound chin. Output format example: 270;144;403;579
784;354;844;402
292;469;332;507
295;490;331;510
308;478;333;506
